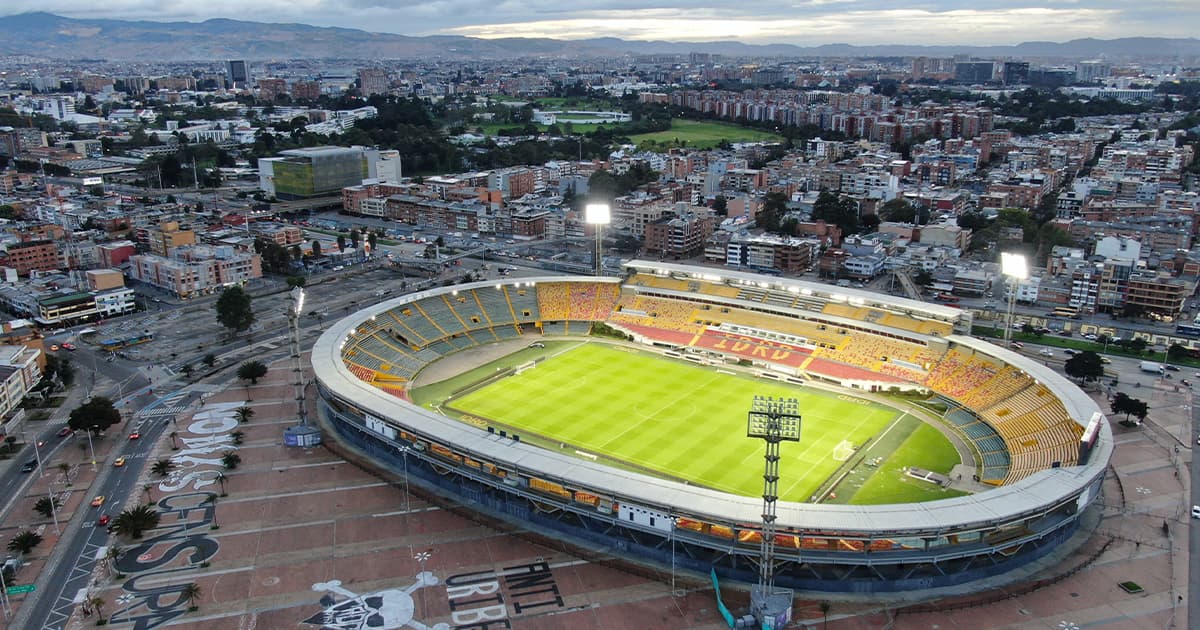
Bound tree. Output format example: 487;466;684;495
181;363;194;378
202;353;217;368
712;195;728;216
367;231;378;252
1111;392;1149;424
151;459;176;477
87;595;106;621
181;582;202;610
231;430;245;445
311;240;322;257
215;286;254;337
235;406;255;423
237;361;268;385
1167;343;1191;361
1064;350;1105;383
337;234;347;251
216;472;228;496
67;396;122;434
221;451;242;470
811;191;860;236
110;504;161;539
350;228;361;249
33;496;61;519
8;530;43;554
169;431;179;450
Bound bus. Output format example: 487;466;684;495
935;293;959;303
1052;306;1080;319
1175;324;1200;338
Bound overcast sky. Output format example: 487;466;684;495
4;1;1195;46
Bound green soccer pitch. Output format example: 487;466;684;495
440;342;961;503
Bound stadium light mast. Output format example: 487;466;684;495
283;286;322;447
1001;252;1027;348
289;286;307;425
585;203;610;277
747;395;800;628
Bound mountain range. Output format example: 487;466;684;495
2;12;1199;61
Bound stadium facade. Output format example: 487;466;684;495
311;260;1111;593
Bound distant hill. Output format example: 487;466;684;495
1;12;1198;61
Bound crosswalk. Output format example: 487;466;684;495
134;390;189;419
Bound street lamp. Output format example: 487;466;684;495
1001;252;1028;348
585;203;610;277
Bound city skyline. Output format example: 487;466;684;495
1;1;1195;47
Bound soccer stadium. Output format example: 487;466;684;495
311;260;1111;593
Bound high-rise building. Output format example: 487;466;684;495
1002;62;1029;85
227;60;248;88
954;62;996;84
357;68;389;96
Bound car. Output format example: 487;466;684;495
1064;349;1077;355
1100;357;1112;364
332;265;345;271
1009;341;1024;349
151;297;162;303
49;344;59;351
61;342;76;351
1083;334;1097;341
1166;365;1180;371
90;495;105;507
57;426;73;437
128;431;140;440
113;456;126;467
528;342;545;349
1039;348;1054;356
19;459;37;473
97;514;110;527
1193;505;1200;519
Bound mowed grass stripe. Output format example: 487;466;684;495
453;343;910;501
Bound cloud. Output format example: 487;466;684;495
2;1;1193;45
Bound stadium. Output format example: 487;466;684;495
310;260;1111;593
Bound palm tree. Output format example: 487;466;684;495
820;601;831;629
151;458;176;477
215;472;228;496
33;496;61;519
89;595;106;621
203;494;220;529
142;483;154;503
111;504;161;539
169;431;179;450
221;451;241;470
181;582;202;610
104;544;123;577
7;530;44;554
231;430;245;445
234;406;254;423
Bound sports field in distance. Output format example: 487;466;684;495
445;342;959;503
629;119;785;149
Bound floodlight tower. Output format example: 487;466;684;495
585;203;610;277
1001;252;1027;348
288;286;307;425
747;395;801;627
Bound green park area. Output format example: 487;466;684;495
629;119;786;149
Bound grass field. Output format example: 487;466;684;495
438;343;959;503
629;120;785;149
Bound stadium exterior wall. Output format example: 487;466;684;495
311;273;1113;593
